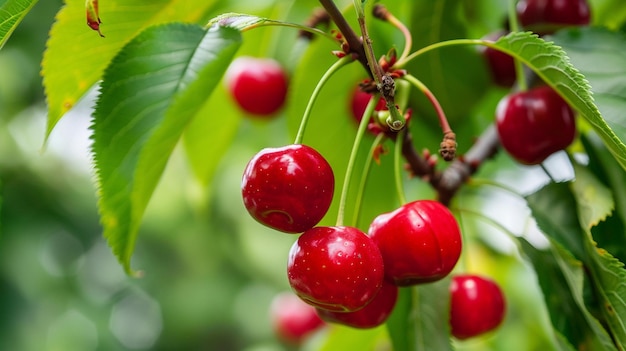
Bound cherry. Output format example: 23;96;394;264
315;280;398;329
480;31;517;87
287;226;385;312
449;274;506;339
350;85;386;125
241;144;334;233
368;200;462;286
517;0;591;35
495;85;576;165
269;291;325;344
225;56;288;116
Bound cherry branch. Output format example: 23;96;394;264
401;124;501;206
316;0;501;206
317;0;370;77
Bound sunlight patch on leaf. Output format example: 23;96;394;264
42;0;219;141
0;0;38;50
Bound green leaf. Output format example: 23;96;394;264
580;132;626;261
549;28;626;167
493;31;626;172
526;182;586;260
520;237;617;351
42;0;220;141
0;0;38;50
386;280;453;351
91;23;241;274
527;183;624;350
570;163;626;347
182;84;241;187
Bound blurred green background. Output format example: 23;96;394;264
2;0;625;350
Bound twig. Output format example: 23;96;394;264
318;0;370;76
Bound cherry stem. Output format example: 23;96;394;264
394;128;408;205
353;0;405;131
403;74;451;134
336;94;381;227
351;133;386;227
294;56;353;144
373;4;413;63
508;0;528;91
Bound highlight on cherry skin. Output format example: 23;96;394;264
368;200;462;286
225;56;289;116
517;0;591;35
495;84;577;165
287;226;385;312
241;144;334;234
315;279;398;329
269;291;326;345
449;274;506;340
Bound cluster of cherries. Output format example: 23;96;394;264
224;0;590;346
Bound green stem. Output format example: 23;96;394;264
395;38;486;68
351;133;386;227
394;128;408;205
402;74;451;133
294;56;353;144
508;0;528;91
336;94;380;226
353;0;405;131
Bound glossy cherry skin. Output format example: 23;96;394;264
449;275;506;339
517;0;591;35
480;31;516;87
269;291;325;345
368;200;462;286
496;85;576;165
241;144;334;233
225;56;288;116
315;280;398;329
287;226;385;312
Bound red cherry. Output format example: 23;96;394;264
315;280;398;329
350;85;386;124
495;85;576;165
480;31;517;87
287;226;385;312
241;144;334;233
368;200;462;286
517;0;591;35
269;291;325;344
225;56;288;116
449;274;506;339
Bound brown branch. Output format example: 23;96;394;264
318;0;371;78
402;125;500;206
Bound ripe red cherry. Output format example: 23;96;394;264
480;31;516;87
225;56;288;116
287;226;385;312
241;144;334;233
495;85;576;165
517;0;591;35
449;274;506;339
315;280;398;329
368;200;462;286
350;86;386;124
269;291;325;344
